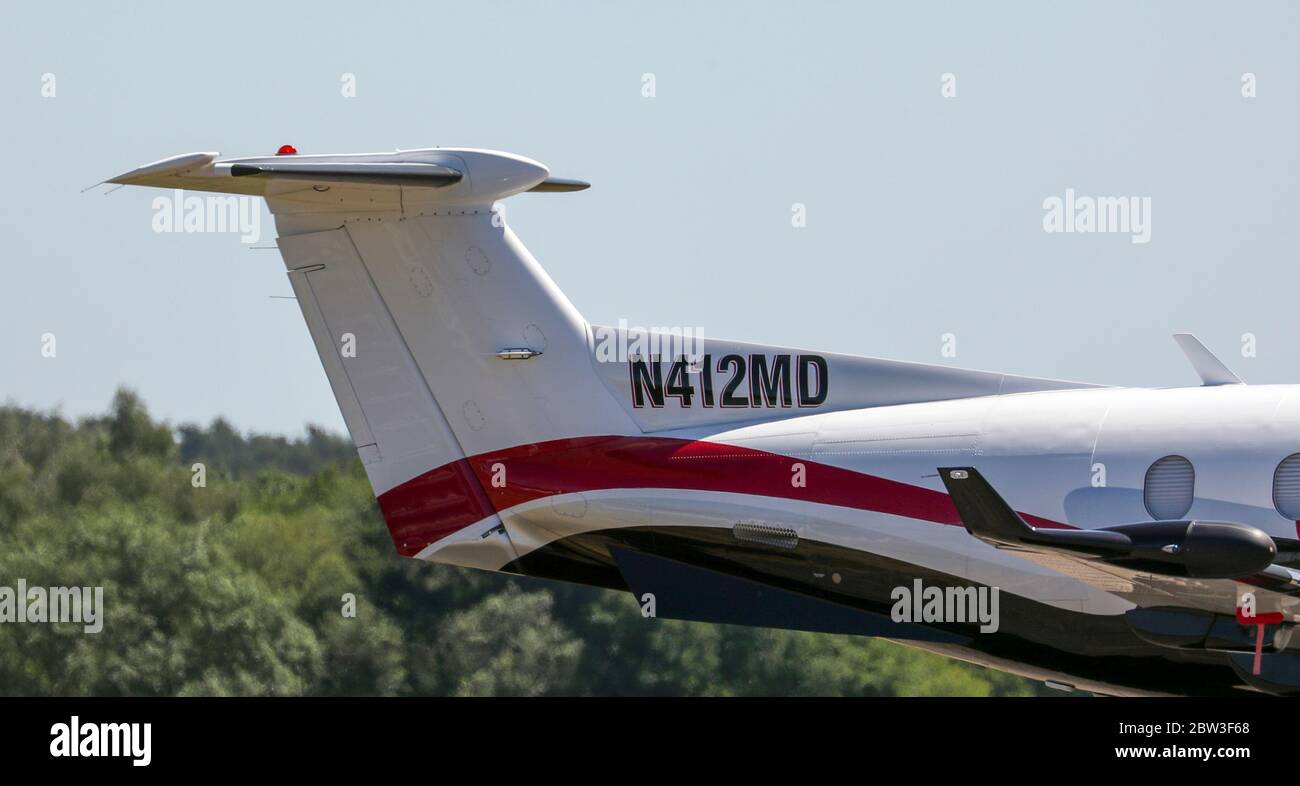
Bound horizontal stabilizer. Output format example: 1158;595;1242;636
103;147;590;205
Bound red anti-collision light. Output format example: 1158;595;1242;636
276;144;298;156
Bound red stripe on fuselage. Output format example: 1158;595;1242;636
376;458;497;556
374;435;1070;556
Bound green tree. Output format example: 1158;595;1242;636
0;389;1044;697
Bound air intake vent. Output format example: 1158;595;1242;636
732;521;799;550
1274;454;1300;520
1144;455;1195;520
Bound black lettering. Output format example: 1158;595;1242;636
749;354;793;407
700;354;714;407
630;358;665;408
718;354;748;407
664;357;696;406
797;354;829;407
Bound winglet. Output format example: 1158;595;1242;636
938;467;1131;556
1173;334;1243;386
937;467;1038;545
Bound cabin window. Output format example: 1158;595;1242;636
1274;454;1300;519
1144;455;1194;520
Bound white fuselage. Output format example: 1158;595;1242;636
470;384;1300;623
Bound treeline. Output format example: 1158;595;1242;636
0;390;1041;696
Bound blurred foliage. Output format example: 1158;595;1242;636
0;389;1042;696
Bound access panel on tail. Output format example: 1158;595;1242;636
106;146;1098;567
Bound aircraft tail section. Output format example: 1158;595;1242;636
109;147;639;565
106;146;1101;566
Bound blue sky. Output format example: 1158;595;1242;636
3;1;1300;434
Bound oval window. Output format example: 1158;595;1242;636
1144;455;1195;520
1274;454;1300;520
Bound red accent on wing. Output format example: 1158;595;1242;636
372;435;1073;556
